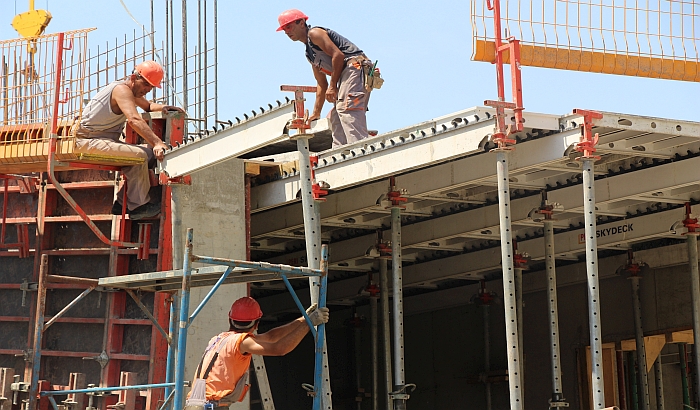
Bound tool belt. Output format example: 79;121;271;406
347;55;384;92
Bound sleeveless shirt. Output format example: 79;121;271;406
305;26;363;74
79;80;128;139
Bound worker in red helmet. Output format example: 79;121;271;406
188;296;329;409
277;9;379;147
74;60;185;220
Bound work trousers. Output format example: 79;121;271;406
329;64;371;147
74;136;153;210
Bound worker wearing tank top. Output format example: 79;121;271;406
74;61;183;220
278;10;373;147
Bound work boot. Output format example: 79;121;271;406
129;202;161;220
111;201;124;215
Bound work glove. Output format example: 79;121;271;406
306;304;330;326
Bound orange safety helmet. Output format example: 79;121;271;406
134;60;164;88
276;9;308;31
229;297;263;322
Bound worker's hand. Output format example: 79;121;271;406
153;142;168;161
308;306;330;326
307;113;321;124
162;105;185;114
305;303;318;315
325;86;338;103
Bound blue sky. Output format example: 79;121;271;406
1;0;695;134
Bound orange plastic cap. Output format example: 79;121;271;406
135;60;164;88
276;9;308;31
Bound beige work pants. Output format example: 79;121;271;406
329;65;371;147
74;137;153;210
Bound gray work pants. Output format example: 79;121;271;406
74;136;153;210
329;65;371;147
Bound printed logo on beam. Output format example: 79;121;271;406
578;223;634;244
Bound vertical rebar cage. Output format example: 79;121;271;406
471;0;700;81
0;29;92;169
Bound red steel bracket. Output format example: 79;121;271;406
280;85;317;135
309;155;328;201
683;202;699;235
137;224;152;260
573;109;603;159
159;173;192;186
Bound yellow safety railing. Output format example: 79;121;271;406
471;0;700;82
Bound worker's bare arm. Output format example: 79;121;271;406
309;66;328;122
135;97;186;115
113;85;168;160
308;28;344;103
240;318;309;356
256;317;312;344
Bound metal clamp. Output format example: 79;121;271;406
389;383;416;400
573;109;603;160
301;383;315;397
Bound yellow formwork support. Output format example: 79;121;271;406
473;40;700;83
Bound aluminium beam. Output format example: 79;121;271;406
252;110;570;211
159;101;295;178
258;206;698;315
260;156;700;267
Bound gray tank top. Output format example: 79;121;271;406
79;80;127;140
305;26;363;74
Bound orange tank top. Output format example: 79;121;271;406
195;331;253;401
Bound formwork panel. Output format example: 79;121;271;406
44;323;104;353
54;189;115;217
52;256;110;279
0;322;28;350
124;292;155;319
0;289;31;317
121;326;152;356
52;222;112;249
45;289;106;319
0;257;34;283
43;357;102;387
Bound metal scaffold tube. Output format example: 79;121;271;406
391;206;406;410
544;220;566;407
582;157;605;409
483;304;492;410
296;137;332;410
515;265;524;399
630;275;650;410
371;290;379;410
172;228;193;410
653;357;664;410
688;233;700;407
678;343;691;408
495;151;524;410
379;257;393;410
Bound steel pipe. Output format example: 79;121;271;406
164;292;179;400
582;158;605;409
391;206;406;410
630;275;650;410
688;234;700;407
544;220;566;407
28;254;48;410
678;343;690;408
371;291;379;410
483;305;492;410
515;266;524;399
496;151;524;410
379;257;393;410
172;228;193;410
296;137;332;410
653;356;664;410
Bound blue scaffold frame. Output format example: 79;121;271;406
40;227;329;410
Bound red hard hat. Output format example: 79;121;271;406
135;60;164;88
276;9;308;31
229;297;263;321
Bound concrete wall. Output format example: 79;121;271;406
174;159;248;409
263;243;699;410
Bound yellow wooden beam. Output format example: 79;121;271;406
473;39;700;82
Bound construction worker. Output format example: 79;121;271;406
74;61;184;220
277;9;374;147
189;296;329;409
